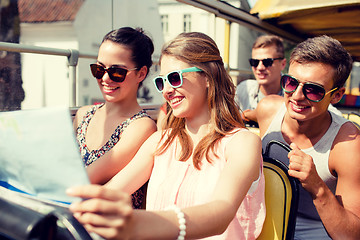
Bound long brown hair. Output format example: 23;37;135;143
156;32;244;169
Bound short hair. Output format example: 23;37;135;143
252;35;284;58
290;35;353;89
102;27;154;78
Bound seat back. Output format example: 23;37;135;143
257;140;299;240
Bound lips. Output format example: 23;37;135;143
102;84;119;93
104;85;118;90
290;101;310;112
255;72;267;79
169;96;184;106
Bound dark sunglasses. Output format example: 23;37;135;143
281;74;338;102
153;67;203;92
249;58;283;68
90;64;137;83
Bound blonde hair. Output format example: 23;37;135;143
156;32;244;170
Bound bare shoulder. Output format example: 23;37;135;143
331;122;360;172
333;122;360;153
224;129;262;182
73;105;93;127
122;115;157;137
331;121;360;218
256;95;284;136
257;95;284;114
75;105;93;116
226;129;262;159
136;130;164;151
232;129;261;142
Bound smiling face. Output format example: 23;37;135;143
285;61;338;121
159;55;209;121
95;40;142;103
251;45;286;89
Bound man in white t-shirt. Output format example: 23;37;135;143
236;35;286;121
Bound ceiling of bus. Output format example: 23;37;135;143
250;0;360;62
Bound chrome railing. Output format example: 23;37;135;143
0;41;97;107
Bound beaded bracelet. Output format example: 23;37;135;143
167;205;186;240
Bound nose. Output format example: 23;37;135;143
256;61;266;70
291;83;306;100
101;71;112;83
162;79;175;95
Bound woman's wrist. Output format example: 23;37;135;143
166;205;186;240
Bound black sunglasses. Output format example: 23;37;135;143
90;64;137;83
281;74;338;102
249;58;283;68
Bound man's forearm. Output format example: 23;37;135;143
314;185;360;239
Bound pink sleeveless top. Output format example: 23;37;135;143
146;128;266;239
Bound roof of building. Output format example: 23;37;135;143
18;0;85;23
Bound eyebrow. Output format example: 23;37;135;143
96;61;128;69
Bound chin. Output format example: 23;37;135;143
172;109;188;119
289;112;307;121
102;95;117;103
256;78;269;84
288;108;311;122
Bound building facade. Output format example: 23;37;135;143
17;0;258;109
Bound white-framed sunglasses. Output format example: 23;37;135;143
153;67;202;92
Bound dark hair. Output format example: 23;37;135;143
157;32;244;170
290;35;353;89
252;35;284;58
102;27;154;78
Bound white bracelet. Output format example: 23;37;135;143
167;205;186;240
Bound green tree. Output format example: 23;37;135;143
0;0;24;111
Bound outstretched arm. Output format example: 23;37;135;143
68;131;263;239
104;131;161;193
86;117;157;185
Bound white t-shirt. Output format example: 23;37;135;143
235;79;283;111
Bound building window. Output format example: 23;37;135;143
83;95;89;105
161;15;169;34
183;14;191;32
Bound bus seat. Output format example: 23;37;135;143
257;140;299;240
248;126;260;136
245;121;260;136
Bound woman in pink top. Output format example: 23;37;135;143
67;32;265;240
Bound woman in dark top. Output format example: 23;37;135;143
73;27;157;208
